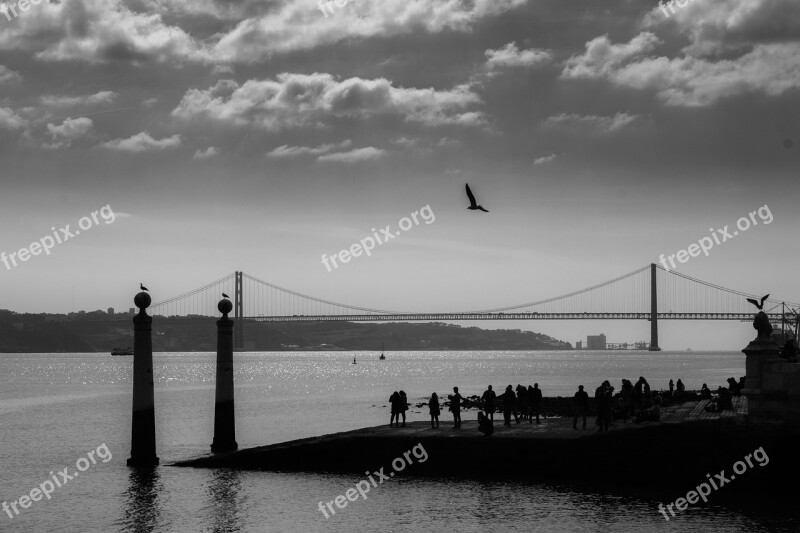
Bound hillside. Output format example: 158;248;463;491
0;310;572;352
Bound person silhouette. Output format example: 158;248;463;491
481;385;496;421
389;391;399;427
399;390;408;427
516;384;528;423
573;385;589;429
429;392;440;428
477;411;494;436
501;385;517;427
700;383;712;399
449;387;463;428
530;383;543;424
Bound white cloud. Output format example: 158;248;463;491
0;0;526;64
100;131;182;152
533;154;557;165
317;147;387;163
172;74;485;131
213;0;528;61
562;33;661;80
44;117;94;149
41;91;118;108
0;65;21;84
267;140;352;158
193;146;219;159
544;112;638;133
0;107;27;130
212;64;234;75
0;0;208;64
644;0;800;56
485;42;553;70
565;0;800;107
562;30;800;106
437;137;461;148
141;97;160;107
393;137;419;148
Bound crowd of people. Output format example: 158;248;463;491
388;376;743;431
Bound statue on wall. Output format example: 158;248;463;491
746;294;773;340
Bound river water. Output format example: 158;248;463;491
0;350;796;532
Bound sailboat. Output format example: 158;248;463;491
379;338;386;360
352;356;357;365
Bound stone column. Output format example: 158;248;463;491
742;310;782;420
742;311;781;392
128;291;159;466
211;298;238;453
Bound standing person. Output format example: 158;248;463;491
399;390;408;427
501;385;517;427
526;385;535;421
530;383;543;424
449;387;463;428
481;385;496;421
633;377;644;410
621;379;635;421
594;383;608;432
674;379;684;400
573;385;589;429
668;379;674;396
389;391;400;427
602;381;614;431
428;392;440;428
516;384;528;423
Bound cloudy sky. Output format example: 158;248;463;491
1;0;798;349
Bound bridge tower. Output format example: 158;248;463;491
649;263;661;351
234;271;244;350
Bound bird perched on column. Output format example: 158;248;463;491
140;283;149;292
746;294;773;340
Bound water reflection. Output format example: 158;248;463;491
119;467;163;533
206;468;243;533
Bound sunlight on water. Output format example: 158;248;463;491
2;350;785;533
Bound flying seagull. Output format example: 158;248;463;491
465;183;489;212
222;293;230;299
140;283;149;292
746;294;770;310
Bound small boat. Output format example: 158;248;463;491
352;356;357;365
379;338;386;360
111;347;133;356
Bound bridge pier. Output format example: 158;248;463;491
234;271;244;351
649;263;661;351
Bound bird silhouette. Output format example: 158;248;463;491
746;294;770;310
222;293;230;299
465;183;489;212
140;283;149;292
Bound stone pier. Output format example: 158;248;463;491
127;291;159;467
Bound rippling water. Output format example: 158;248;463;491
0;351;795;532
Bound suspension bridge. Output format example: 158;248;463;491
149;264;800;351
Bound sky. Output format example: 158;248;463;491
0;0;798;350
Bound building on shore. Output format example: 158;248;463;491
587;334;606;350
